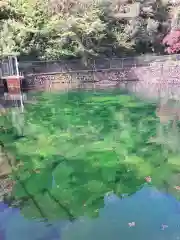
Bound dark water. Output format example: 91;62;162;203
1;186;180;240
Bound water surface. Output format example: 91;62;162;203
1;90;180;239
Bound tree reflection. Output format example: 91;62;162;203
1;91;180;221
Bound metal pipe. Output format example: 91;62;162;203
14;57;24;112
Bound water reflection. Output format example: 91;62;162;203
62;186;180;240
1;90;180;239
1;186;180;240
0;201;61;240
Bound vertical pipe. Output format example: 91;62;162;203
14;57;19;77
14;57;24;112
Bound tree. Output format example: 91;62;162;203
0;0;170;59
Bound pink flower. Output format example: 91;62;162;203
162;30;180;53
163;31;180;45
128;222;135;227
145;176;151;183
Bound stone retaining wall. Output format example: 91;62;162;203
1;55;180;100
21;59;180;100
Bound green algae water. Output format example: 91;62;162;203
1;90;180;239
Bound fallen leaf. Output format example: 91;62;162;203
145;176;151;183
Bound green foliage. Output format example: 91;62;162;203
0;0;169;59
1;90;180;221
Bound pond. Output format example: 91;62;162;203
1;89;180;239
1;186;180;240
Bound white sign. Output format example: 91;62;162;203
114;3;140;18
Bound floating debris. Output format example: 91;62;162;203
145;176;152;183
161;224;168;230
128;222;135;227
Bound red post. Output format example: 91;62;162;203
6;76;21;95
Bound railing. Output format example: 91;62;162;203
0;56;23;78
19;54;180;75
1;53;180;81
